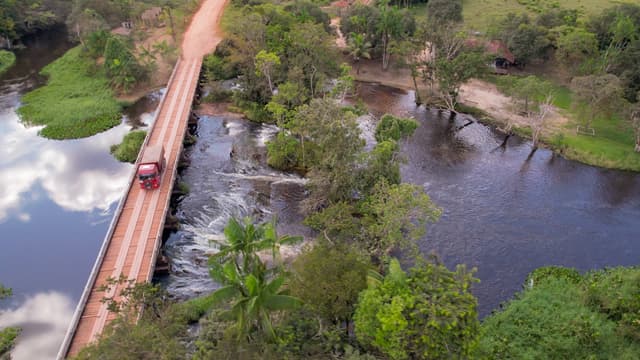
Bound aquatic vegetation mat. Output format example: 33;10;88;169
18;47;121;139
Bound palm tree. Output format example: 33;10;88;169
347;33;372;75
210;217;302;276
209;262;301;340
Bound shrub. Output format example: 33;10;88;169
0;50;16;75
583;267;640;341
375;114;418;142
110;130;147;163
266;132;301;171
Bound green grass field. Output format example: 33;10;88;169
111;130;147;163
461;0;636;33
17;46;122;140
486;74;640;171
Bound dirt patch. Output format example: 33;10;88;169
459;79;568;134
117;27;176;103
352;58;415;91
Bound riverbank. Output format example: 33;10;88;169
348;58;640;172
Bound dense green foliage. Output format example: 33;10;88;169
207;218;303;341
375;114;418;142
215;0;338;116
73;282;188;360
289;242;370;324
355;259;479;360
478;266;640;359
0;49;15;74
340;1;416;71
103;35;147;92
17;47;121;139
0;0;66;46
0;326;20;358
110;130;147;163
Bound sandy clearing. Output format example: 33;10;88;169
459;79;568;133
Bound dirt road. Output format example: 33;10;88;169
182;0;228;59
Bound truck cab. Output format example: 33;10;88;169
137;145;165;190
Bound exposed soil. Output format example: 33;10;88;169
459;79;568;133
182;0;228;60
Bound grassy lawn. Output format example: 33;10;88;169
486;74;640;171
461;0;632;33
18;46;122;140
558;114;640;171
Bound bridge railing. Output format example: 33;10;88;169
56;58;183;360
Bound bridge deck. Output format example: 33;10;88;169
61;57;202;358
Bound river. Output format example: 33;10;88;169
0;27;161;359
165;83;640;318
1;30;639;359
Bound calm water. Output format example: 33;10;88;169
166;83;640;319
357;82;640;315
0;28;161;359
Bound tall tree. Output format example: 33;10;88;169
286;22;336;97
354;258;479;360
376;0;403;70
571;74;624;130
556;27;599;74
289;242;370;327
433;50;488;112
360;180;441;259
208;217;303;341
255;50;280;94
347;32;371;74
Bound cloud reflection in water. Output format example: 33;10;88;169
0;292;74;360
0;109;132;222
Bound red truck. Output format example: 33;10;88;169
137;145;165;190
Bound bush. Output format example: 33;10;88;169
203;82;233;103
583;267;640;341
289;242;370;324
479;267;640;360
375;114;418;142
478;278;637;359
0;327;20;357
0;50;16;75
527;265;582;286
203;53;238;81
266;132;301;171
110;130;147;163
